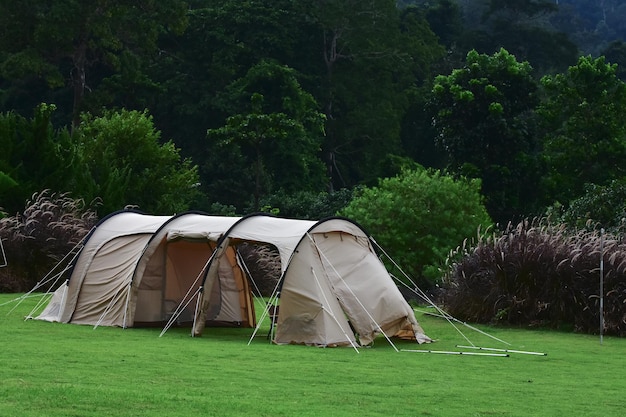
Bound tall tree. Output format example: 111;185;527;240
205;61;327;211
147;0;320;193
0;0;187;126
429;48;541;223
0;104;76;215
539;55;626;206
305;0;444;190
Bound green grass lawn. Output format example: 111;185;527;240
1;293;624;417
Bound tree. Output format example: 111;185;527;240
447;0;578;75
74;109;200;215
0;0;187;126
305;0;444;190
602;40;626;81
558;179;626;230
149;0;318;156
340;168;492;287
429;48;541;223
205;61;327;211
539;55;626;205
0;104;78;215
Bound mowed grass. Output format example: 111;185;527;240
1;294;625;417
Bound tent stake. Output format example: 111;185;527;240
401;349;508;357
456;345;547;356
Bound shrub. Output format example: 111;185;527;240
75;109;200;216
442;218;626;335
339;168;493;288
0;190;98;292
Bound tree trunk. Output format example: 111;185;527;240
71;35;88;130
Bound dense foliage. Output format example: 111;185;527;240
539;55;626;205
0;104;78;214
0;105;200;217
340;168;492;286
430;48;540;223
73;109;200;215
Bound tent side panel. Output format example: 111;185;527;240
70;234;153;326
59;212;170;324
276;239;356;347
35;284;67;322
132;240;168;322
211;248;255;327
312;232;431;345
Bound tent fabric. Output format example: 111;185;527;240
36;210;431;347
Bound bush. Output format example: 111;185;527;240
339;168;493;288
442;218;626;335
75;109;200;216
0;190;98;292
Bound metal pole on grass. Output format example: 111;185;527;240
600;228;604;346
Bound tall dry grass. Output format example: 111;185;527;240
442;218;626;335
0;190;98;292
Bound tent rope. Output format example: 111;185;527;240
7;238;85;318
236;249;284;345
94;281;134;329
370;236;511;347
0;237;7;267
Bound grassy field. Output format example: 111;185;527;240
1;293;624;417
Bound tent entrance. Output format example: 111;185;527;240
135;238;256;328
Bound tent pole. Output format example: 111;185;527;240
22;269;65;318
309;267;360;353
600;228;604;346
401;349;508;357
416;309;511;347
236;248;281;344
456;345;547;356
161;251;217;337
122;284;132;328
0;236;7;267
247;292;280;346
94;283;131;329
160;286;201;337
191;287;202;338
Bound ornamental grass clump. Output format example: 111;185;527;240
0;190;98;292
442;218;626;335
237;243;281;296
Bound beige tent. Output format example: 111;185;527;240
36;210;431;347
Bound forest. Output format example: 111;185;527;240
1;0;626;221
2;1;626;332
